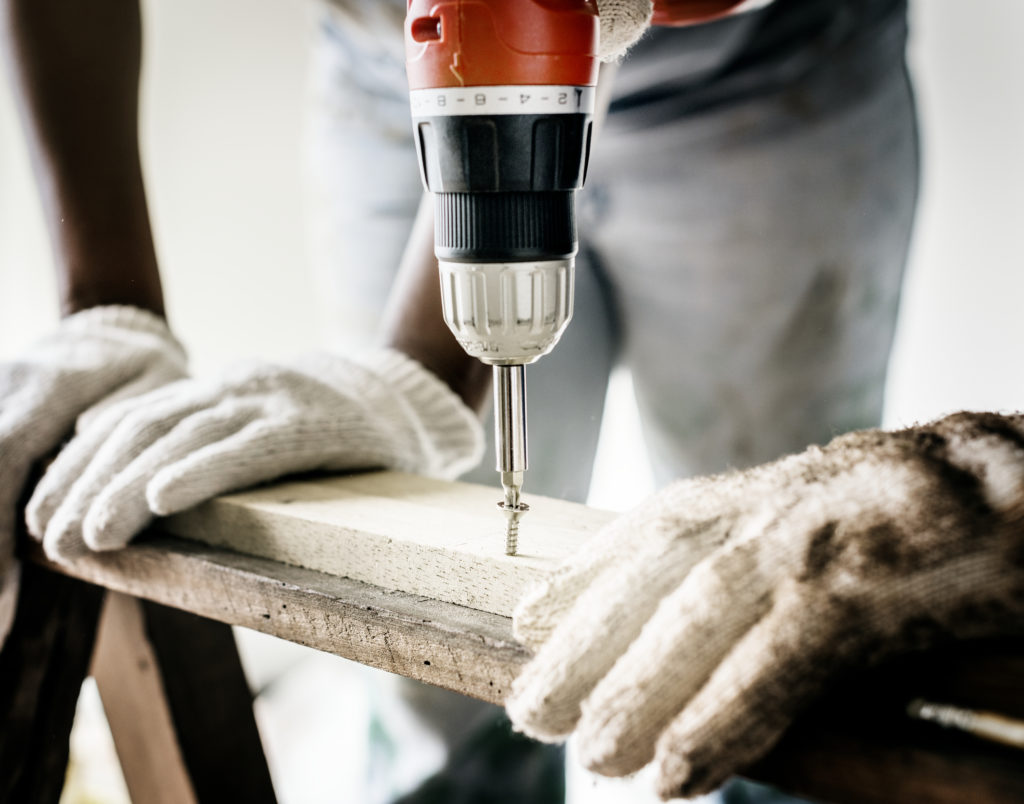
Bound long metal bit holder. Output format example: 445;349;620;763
405;1;599;554
495;364;529;554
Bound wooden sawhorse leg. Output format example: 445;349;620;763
0;563;277;803
0;562;104;804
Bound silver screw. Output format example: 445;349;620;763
499;501;529;556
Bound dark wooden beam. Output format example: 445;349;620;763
0;562;105;804
749;641;1024;803
142;598;277;803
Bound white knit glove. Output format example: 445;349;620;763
506;411;1024;800
0;305;186;642
26;349;483;562
596;0;653;61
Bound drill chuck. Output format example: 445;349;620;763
438;258;573;365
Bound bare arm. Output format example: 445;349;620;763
1;0;164;318
381;194;491;412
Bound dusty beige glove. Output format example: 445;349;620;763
0;306;186;642
507;411;1024;799
596;0;653;61
27;349;483;562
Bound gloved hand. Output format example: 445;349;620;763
27;349;484;562
596;0;653;61
0;305;186;641
506;411;1024;800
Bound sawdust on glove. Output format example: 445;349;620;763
597;0;653;61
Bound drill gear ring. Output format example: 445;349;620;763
409;85;597;118
411;100;594;263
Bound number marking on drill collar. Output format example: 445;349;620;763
410;85;595;117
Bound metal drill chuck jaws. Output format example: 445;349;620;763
438;258;575;366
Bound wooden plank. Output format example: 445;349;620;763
27;537;527;704
91;592;199;804
162;471;612;617
0;562;105;804
23;538;1024;804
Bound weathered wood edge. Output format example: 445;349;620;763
26;534;528;706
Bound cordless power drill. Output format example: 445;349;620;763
403;0;749;555
405;0;599;555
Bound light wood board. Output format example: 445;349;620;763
29;537;528;703
161;471;615;617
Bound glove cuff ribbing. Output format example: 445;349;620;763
360;349;485;480
61;305;186;361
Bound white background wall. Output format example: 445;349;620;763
2;2;1023;802
0;0;320;370
886;1;1024;425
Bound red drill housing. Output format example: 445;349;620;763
652;0;747;26
406;1;600;90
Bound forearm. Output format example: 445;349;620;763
2;0;164;318
381;194;491;412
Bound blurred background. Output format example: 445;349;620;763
1;1;1022;802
